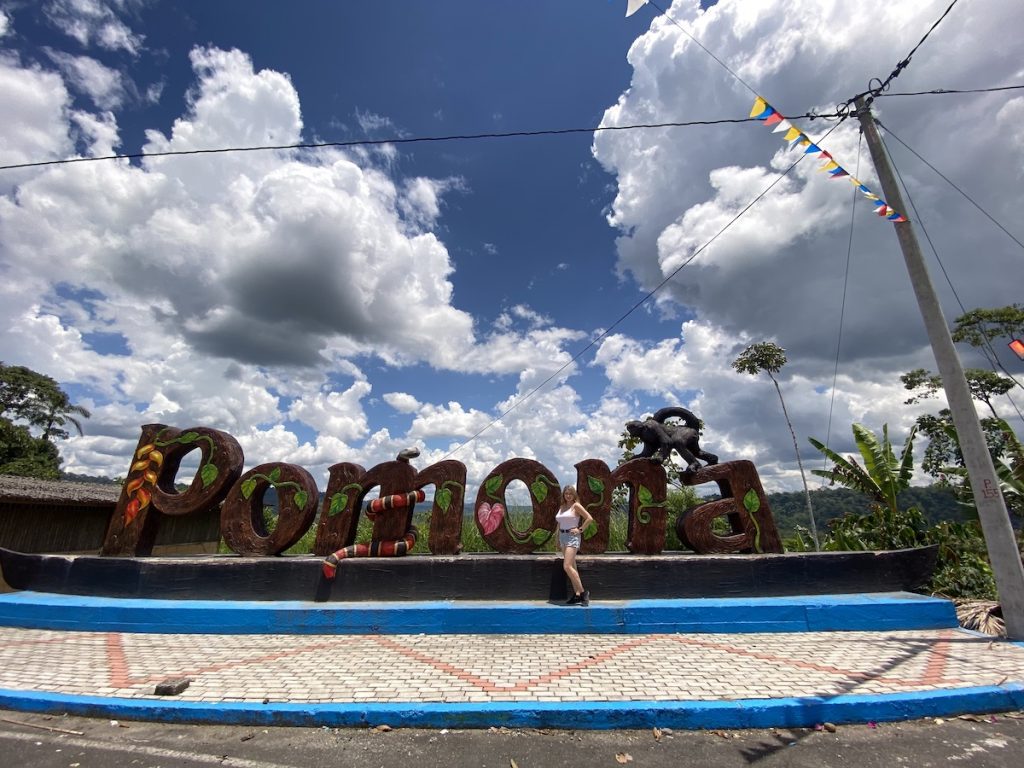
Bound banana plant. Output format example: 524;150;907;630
808;423;917;516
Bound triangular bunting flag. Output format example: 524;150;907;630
626;0;649;17
745;93;906;226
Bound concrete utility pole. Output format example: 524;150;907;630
855;96;1024;639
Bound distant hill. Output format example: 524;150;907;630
60;472;120;485
757;485;970;535
461;485;971;536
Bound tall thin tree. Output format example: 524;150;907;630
733;342;819;550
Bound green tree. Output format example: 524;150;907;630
0;362;90;478
951;304;1024;349
950;303;1024;393
901;367;1015;419
901;367;1017;480
34;386;92;441
0;419;62;479
732;342;819;549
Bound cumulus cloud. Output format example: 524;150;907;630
383;392;421;414
589;0;1024;488
594;0;1024;366
0;42;613;486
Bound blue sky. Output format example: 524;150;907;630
1;0;1022;498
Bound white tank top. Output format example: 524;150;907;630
555;506;580;529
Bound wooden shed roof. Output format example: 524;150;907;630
0;475;120;506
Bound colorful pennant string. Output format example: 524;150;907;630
749;96;907;223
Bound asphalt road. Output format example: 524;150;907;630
1;709;1022;768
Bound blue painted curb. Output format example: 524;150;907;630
1;683;1021;730
0;591;957;634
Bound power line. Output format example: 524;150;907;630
646;0;759;97
821;130;863;483
875;119;1024;253
878;84;1024;97
1;81;1018;174
841;0;963;112
0;115;809;173
879;130;1024;422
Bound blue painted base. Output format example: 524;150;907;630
0;591;957;634
1;683;1022;730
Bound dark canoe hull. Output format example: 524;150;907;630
0;546;939;602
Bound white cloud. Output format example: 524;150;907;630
354;108;403;136
0;54;74;173
0;42;608;485
44;50;125;109
70;108;120;156
407;401;492;440
383;392;421;414
996;97;1024;152
286;380;371;442
399;175;466;231
0;10;10;37
44;0;145;54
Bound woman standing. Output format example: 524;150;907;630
555;484;594;606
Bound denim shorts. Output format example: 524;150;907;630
559;530;582;550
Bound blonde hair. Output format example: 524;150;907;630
561;484;578;503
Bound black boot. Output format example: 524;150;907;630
566;593;581;605
580;590;590;607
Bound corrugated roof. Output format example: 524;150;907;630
0;475;121;505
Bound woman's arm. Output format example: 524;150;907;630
573;502;593;531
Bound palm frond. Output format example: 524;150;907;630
808;436;880;498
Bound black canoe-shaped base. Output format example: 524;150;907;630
0;546;938;603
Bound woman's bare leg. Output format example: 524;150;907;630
562;546;584;595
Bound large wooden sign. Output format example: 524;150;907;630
101;423;783;557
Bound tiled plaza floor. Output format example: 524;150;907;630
1;626;1023;705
